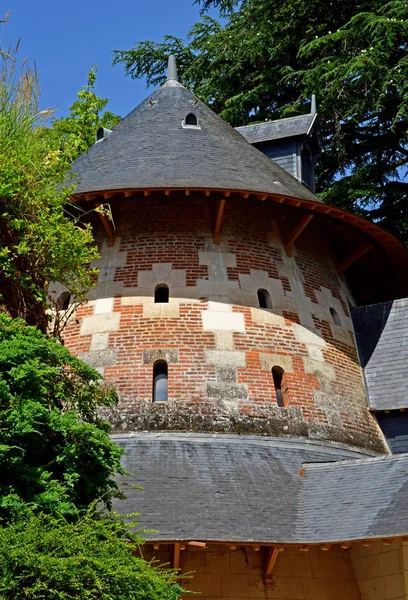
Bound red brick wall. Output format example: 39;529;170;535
63;195;385;452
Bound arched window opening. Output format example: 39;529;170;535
57;291;71;311
185;113;198;126
272;366;285;407
153;361;168;402
154;284;169;304
257;289;272;309
330;307;341;327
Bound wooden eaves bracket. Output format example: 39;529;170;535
264;546;284;585
283;213;314;257
339;242;373;273
214;196;228;244
95;202;115;248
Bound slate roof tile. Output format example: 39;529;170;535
236;114;317;144
352;299;408;410
111;433;407;544
70;81;319;204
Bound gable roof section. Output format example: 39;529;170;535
112;433;408;544
70;81;319;203
236;114;318;145
351;298;408;411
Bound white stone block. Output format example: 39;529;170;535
214;332;235;351
197;280;239;298
293;323;326;347
239;274;256;292
198;251;237;268
303;357;336;380
137;271;155;288
88;281;123;301
307;345;324;361
94;297;114;314
171;286;199;301
250;308;285;327
205;350;246;367
249;269;269;287
152;263;173;282
121;294;150;306
202;310;245;332
259;353;294;372
92;250;127;270
207;301;231;313
143;303;179;318
99;236;122;255
90;332;109;351
80;312;120;335
167;270;187;287
297;309;315;329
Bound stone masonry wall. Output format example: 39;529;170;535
142;544;362;600
351;539;406;600
61;195;386;452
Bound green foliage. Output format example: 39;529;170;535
0;313;124;525
295;1;408;239
0;508;183;600
113;0;408;241
52;66;121;163
0;50;100;331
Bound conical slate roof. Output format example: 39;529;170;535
71;77;319;203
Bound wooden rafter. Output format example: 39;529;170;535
339;242;373;272
264;546;282;585
214;198;226;244
95;203;115;248
173;543;181;572
284;213;314;257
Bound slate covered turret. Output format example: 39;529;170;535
59;56;408;599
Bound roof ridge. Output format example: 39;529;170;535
236;113;314;130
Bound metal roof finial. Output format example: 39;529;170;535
167;55;178;82
311;94;317;114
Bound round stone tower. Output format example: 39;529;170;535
63;57;408;455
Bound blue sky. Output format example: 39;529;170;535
1;0;212;118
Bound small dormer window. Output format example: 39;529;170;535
182;113;200;129
95;127;112;143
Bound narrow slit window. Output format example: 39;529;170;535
155;284;169;304
272;366;285;407
257;289;272;309
185;113;198;126
330;307;341;327
57;292;71;311
153;361;168;402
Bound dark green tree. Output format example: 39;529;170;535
113;0;408;241
0;313;123;525
0;509;182;600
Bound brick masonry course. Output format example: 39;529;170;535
62;196;385;452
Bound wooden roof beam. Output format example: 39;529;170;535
95;203;115;248
214;198;226;245
173;543;181;572
284;213;314;257
264;546;283;585
339;242;373;272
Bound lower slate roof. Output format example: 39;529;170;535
112;433;408;544
351;298;408;411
